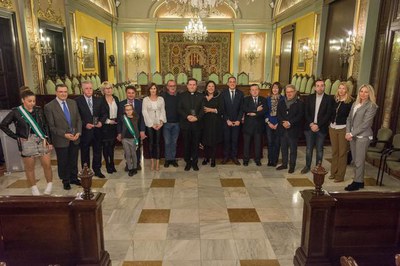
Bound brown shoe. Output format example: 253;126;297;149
232;158;241;165
334;179;344;183
328;175;335;180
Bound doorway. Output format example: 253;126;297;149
0;13;23;109
279;24;295;86
97;38;107;82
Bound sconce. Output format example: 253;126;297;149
330;31;361;65
299;39;317;61
73;38;88;64
126;36;145;66
30;28;52;62
245;39;261;65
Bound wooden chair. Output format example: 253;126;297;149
164;72;175;83
237;72;249;85
325;78;332;94
95;75;102;89
222;72;233;84
340;256;359;266
192;67;202;82
299;75;308;93
291;74;298;86
137;71;149;86
152;71;163;85
305;76;314;94
295;74;302;91
208;72;219;84
91;75;97;89
64;77;73;94
330;79;341;95
379;134;400;186
45;78;56;95
177;72;188;84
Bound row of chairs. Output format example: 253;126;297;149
137;71;250;86
365;127;400;186
291;74;356;96
44;74;102;95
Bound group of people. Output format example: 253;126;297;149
0;76;377;195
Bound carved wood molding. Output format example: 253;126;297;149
37;0;63;26
0;0;12;9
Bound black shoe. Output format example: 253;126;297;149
210;159;216;167
94;171;106;178
221;158;229;164
192;164;199;171
202;159;209;165
107;168;113;174
184;164;191;171
124;165;129;172
111;166;117;173
232;158;241;165
255;161;262;166
276;165;288;170
288;168;295;174
267;162;273;166
137;164;142;170
63;183;71;190
70;179;81;186
164;161;170;168
243;161;249;166
301;167;310;174
171;160;179;167
128;169;137;176
345;182;364;191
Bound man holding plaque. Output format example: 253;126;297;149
76;81;106;178
178;78;204;171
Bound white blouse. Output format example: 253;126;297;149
142;96;167;127
105;98;118;124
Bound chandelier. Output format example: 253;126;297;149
30;28;52;62
126;36;145;66
183;17;208;43
245;39;261;65
330;31;360;65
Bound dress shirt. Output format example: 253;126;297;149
313;93;323;123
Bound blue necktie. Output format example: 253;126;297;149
62;101;72;128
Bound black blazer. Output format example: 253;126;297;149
178;91;204;131
277;98;304;138
100;95;120;122
221;88;244;122
118;98;145;134
304;93;333;133
242;96;266;134
75;95;106;141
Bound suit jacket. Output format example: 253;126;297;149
178;91;204;131
44;98;82;148
304;93;333;133
242;96;266;134
99;95;120;122
75;95;106;142
118;98;145;134
221;88;244;122
277;98;304;138
346;100;378;137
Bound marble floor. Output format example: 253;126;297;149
1;146;399;266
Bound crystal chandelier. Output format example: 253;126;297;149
183;17;208;43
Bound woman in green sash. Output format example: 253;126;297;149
0;88;53;195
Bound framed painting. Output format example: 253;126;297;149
297;38;307;71
81;37;95;70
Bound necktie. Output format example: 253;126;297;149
254;97;257;106
129;100;133;106
62;101;72;128
88;98;93;115
231;91;235;103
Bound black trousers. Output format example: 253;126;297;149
204;145;217;160
243;132;262;162
102;140;115;170
147;127;161;159
182;129;201;164
280;130;298;169
55;142;79;184
223;124;241;159
80;131;102;172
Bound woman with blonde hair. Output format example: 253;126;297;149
0;88;53;195
329;82;354;182
100;81;120;174
344;84;378;191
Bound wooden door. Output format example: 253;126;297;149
279;24;295;86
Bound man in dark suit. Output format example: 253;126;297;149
44;84;82;190
276;84;304;173
301;79;333;174
242;84;265;166
75;81;106;178
178;78;204;171
220;76;244;165
117;85;146;171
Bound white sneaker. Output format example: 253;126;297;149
31;185;41;196
44;182;53;195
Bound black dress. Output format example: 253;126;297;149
202;93;223;146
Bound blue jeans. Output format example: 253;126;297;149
163;122;180;161
304;130;327;168
266;126;280;165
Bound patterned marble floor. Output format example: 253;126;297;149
1;146;399;266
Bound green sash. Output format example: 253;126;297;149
17;106;46;140
123;115;139;146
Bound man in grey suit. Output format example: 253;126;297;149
45;84;82;190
